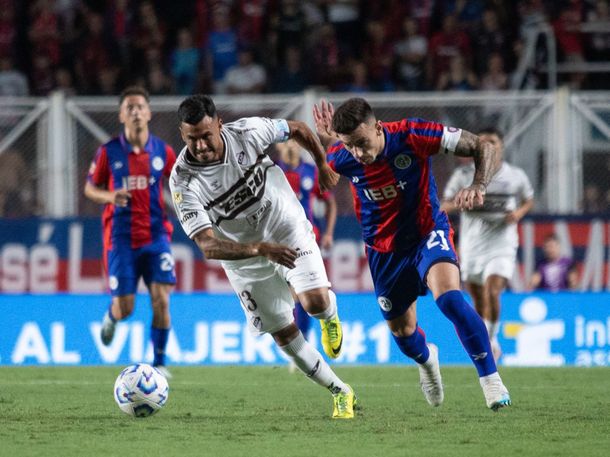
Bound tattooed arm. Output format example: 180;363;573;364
452;130;501;210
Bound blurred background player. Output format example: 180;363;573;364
529;234;579;291
84;86;176;377
314;97;511;411
170;95;355;418
441;127;534;361
275;139;337;348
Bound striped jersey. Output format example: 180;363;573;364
87;133;176;250
327;118;462;253
277;159;330;237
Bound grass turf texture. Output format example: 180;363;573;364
1;366;608;457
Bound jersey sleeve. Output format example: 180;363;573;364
169;172;212;239
325;142;345;174
443;167;468;200
407;118;462;158
238;117;291;154
87;146;110;187
517;168;535;201
163;145;177;178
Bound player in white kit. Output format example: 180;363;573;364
441;128;534;360
169;95;355;419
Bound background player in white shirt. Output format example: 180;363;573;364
441;127;534;360
169;94;355;419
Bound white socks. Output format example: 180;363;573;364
279;332;348;395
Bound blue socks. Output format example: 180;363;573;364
436;290;497;376
151;326;170;366
294;302;312;339
393;325;430;364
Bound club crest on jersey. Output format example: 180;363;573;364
378;296;392;312
302;176;314;191
152;157;164;171
394;154;411;169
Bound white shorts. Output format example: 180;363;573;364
461;254;516;285
224;235;330;335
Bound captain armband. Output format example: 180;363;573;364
439;126;462;154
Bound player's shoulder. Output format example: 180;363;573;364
225;116;271;133
102;136;122;150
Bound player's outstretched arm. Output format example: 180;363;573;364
452;130;501;210
193;228;298;269
287;119;339;191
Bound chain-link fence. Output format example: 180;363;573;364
1;90;609;218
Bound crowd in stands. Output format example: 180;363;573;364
1;0;610;97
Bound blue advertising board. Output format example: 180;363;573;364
1;292;608;366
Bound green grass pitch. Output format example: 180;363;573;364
1;366;608;457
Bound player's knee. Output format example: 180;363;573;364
115;296;135;317
298;288;330;314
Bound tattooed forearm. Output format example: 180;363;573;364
454;130;500;188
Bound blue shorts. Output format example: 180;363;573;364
106;238;176;296
367;227;458;321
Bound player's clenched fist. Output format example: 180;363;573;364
454;183;486;210
112;189;132;207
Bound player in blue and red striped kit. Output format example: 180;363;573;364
313;97;511;411
276;140;337;345
85;86;176;376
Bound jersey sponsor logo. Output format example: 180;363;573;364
181;212;196;223
394;154;412;169
295;247;313;258
302;176;314;191
122;175;150;191
378;296;392;312
152;157;164;171
245;199;271;227
362;181;407;201
172;191;183;204
205;156;273;224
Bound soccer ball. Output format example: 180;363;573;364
113;363;169;417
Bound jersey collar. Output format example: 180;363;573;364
119;132;153;154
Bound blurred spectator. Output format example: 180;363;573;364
553;1;587;89
0;149;34;217
338;59;370;93
529;234;578;291
393;17;428;91
586;0;610;61
30;54;55;95
269;0;307;67
436;54;478;91
442;0;485;31
270;46;308;93
54;67;76;96
28;0;61;65
106;0;134;69
130;1;166;72
426;13;472;88
326;0;361;59
224;47;266;94
170;28;201;95
146;63;173;95
582;183;604;213
75;12;120;94
480;52;509;90
473;8;512;76
308;23;340;88
205;6;238;93
233;0;269;51
0;2;16;60
362;20;395;91
0;57;29;96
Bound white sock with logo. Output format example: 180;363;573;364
310;289;338;321
489;321;500;342
483;319;492;337
279;332;348;395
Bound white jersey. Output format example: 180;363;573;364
170;117;312;270
443;161;534;258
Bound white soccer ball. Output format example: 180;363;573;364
113;363;169;418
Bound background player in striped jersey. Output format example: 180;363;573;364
442;127;534;361
275;140;337;347
313;97;511;411
85;86;176;377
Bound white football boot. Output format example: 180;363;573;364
100;312;116;346
480;372;511;411
418;343;444;407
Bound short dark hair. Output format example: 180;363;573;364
478;126;504;140
119;86;150;105
332;98;376;134
178;94;217;125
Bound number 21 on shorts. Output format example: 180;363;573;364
426;230;450;251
